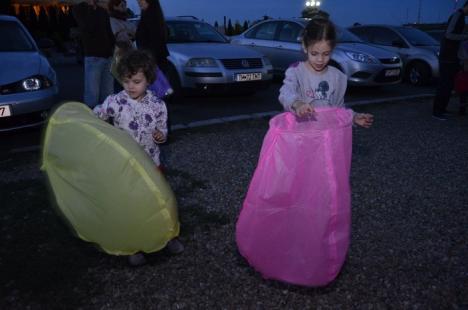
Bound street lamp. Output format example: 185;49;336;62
305;1;321;7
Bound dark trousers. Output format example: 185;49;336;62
432;61;461;115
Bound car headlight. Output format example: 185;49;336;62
345;51;378;64
262;56;272;67
0;75;53;95
186;58;218;67
22;77;42;91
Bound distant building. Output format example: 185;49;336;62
7;0;82;46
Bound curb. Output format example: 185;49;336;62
8;93;435;154
169;93;435;132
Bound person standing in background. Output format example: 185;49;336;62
108;0;137;92
432;1;468;120
73;0;115;108
135;0;170;74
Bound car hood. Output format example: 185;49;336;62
337;42;399;58
0;52;42;85
416;45;440;54
168;43;264;59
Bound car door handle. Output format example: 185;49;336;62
275;45;284;49
250;43;256;46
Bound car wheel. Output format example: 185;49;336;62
406;62;431;86
166;64;183;103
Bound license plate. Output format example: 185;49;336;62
235;72;262;82
0;105;11;117
385;69;400;77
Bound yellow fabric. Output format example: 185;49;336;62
41;102;180;255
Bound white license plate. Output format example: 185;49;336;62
235;72;262;82
0;105;11;117
385;69;400;77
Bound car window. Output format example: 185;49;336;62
0;21;35;52
337;27;362;43
397;27;439;46
277;22;303;43
350;27;372;42
167;21;227;43
369;27;404;47
245;21;279;40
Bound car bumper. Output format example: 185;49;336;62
180;67;273;93
343;62;403;86
0;86;59;131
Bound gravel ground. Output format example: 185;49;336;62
0;97;467;309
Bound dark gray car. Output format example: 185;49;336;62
231;18;403;87
349;25;440;86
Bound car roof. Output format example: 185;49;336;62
350;24;415;29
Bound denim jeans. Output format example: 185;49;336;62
84;57;114;108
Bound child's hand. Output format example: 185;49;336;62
152;130;166;144
353;113;374;128
295;103;315;117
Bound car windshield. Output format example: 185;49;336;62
397;27;439;46
336;27;363;43
0;20;35;52
298;20;362;43
167;20;228;43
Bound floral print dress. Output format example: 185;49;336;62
93;90;167;166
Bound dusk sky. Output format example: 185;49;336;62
127;0;464;27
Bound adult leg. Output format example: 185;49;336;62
83;57;101;108
460;92;467;115
99;57;115;104
432;62;460;116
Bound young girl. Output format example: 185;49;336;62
236;18;373;286
279;18;373;127
93;50;183;265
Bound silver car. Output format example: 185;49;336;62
0;15;58;131
164;17;273;96
349;25;440;86
231;18;403;87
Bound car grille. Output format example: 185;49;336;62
220;58;263;69
379;57;400;64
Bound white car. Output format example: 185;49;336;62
130;17;273;97
231;18;403;87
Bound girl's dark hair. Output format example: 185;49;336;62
302;18;337;49
116;50;156;83
108;0;128;20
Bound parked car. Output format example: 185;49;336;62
425;29;445;43
230;18;403;87
348;25;440;86
129;17;273;97
0;15;59;132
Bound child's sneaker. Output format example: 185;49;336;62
128;253;147;266
166;238;184;254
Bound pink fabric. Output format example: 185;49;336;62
455;71;468;93
236;108;354;287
